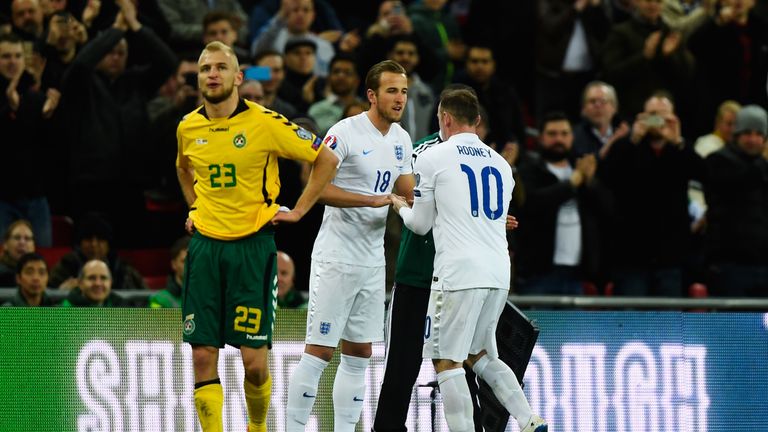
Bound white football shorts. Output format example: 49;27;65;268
305;260;386;347
422;285;508;362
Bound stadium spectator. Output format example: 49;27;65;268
278;37;326;112
239;79;265;104
2;252;54;306
600;0;696;127
0;220;36;287
408;0;465;94
49;213;147;291
148;236;189;308
598;92;705;296
308;53;361;135
661;0;715;38
146;59;201;207
38;0;66;19
157;0;247;52
572;81;630;158
342;99;367;118
251;0;336;76
388;35;434;141
247;0;343;45
687;0;768;136
59;0;177;246
515;112;612;295
203;10;249;63
60;259;128;307
39;11;88;90
695;99;741;157
253;49;299;118
0;33;56;247
688;101;741;227
704;105;768;297
276;250;306;308
0;14;11;35
11;0;44;42
455;45;527;153
535;0;611;121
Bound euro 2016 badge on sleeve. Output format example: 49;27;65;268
323;135;338;150
395;144;404;162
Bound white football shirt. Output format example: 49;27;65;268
402;132;513;290
311;112;413;267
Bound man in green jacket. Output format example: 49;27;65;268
148;236;190;308
60;260;127;307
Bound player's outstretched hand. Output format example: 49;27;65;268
390;194;409;212
369;194;394;208
271;207;302;225
506;215;519;231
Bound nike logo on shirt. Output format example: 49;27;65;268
303;392;316;398
362;149;374;155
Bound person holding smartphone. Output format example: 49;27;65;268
598;91;706;297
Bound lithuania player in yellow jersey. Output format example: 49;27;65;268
176;41;337;432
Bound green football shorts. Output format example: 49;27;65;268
182;228;277;349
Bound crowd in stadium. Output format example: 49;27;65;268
2;0;768;304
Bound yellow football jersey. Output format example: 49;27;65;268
176;99;323;240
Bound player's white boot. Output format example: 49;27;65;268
520;415;548;432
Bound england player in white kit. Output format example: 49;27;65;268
286;60;415;432
393;89;547;432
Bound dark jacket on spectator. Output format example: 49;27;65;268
49;249;147;290
454;72;527;146
515;153;612;280
0;72;49;201
60;27;177;187
535;0;611;78
600;17;695;122
572;115;623;157
278;68;326;114
687;13;768;136
704;143;768;265
598;136;705;269
2;289;56;306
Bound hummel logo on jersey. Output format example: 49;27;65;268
209;127;229;132
362;149;374;155
353;396;364;402
303;392;316;398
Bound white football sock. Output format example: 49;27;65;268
437;368;474;432
286;353;328;431
472;355;534;430
332;354;370;432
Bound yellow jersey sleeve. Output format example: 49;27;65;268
260;108;324;163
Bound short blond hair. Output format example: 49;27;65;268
199;41;239;70
716;100;741;122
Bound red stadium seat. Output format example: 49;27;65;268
37;247;71;269
582;281;599;296
118;249;169;277
144;275;168;290
51;215;74;247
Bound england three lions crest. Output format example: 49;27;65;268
394;144;404;162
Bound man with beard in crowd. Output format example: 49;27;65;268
515;112;612;295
